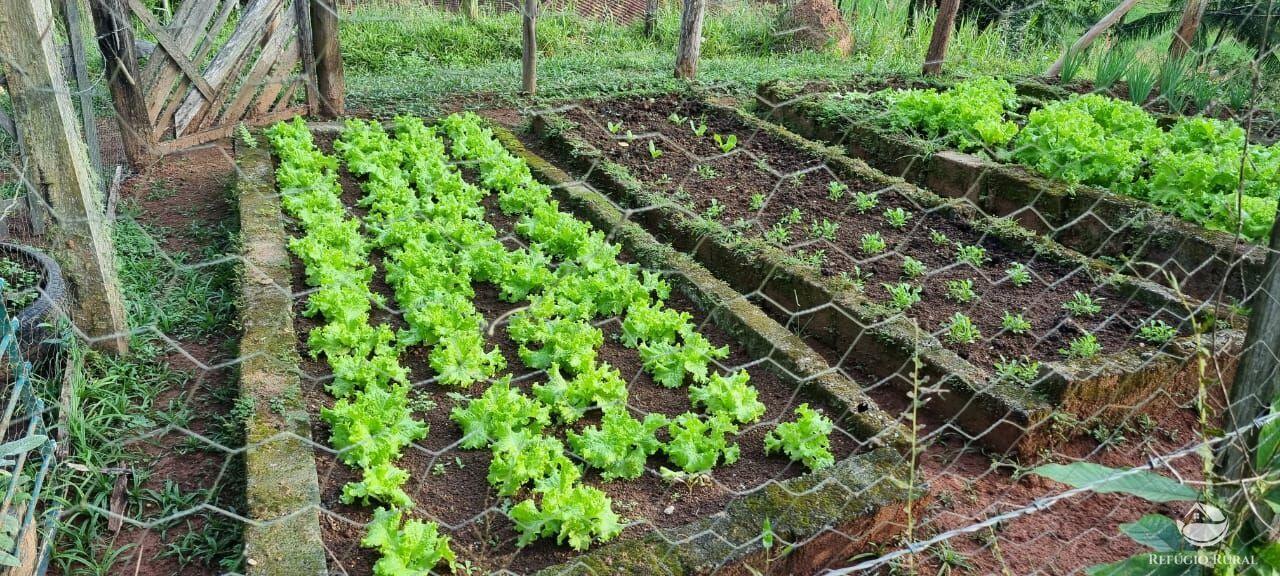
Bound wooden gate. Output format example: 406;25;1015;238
90;0;343;163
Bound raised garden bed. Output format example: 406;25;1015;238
244;115;916;575
527;94;1246;457
754;78;1272;303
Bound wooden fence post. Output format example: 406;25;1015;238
1046;0;1143;78
463;0;479;19
311;0;344;118
57;0;102;172
88;0;156;166
644;0;659;38
0;0;131;354
675;0;705;79
922;0;960;75
1169;0;1206;60
522;0;537;95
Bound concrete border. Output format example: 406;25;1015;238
528;98;1245;457
754;79;1267;303
236;147;328;575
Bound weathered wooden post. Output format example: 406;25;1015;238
0;0;131;354
644;0;659;38
522;0;538;95
922;0;960;75
463;0;479;20
1169;0;1206;60
675;0;706;79
87;0;156;166
1046;0;1143;78
311;0;345;118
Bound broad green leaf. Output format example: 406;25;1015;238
1256;397;1280;471
1086;553;1201;576
1119;514;1183;553
0;435;46;458
1032;462;1199;503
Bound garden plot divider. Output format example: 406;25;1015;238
528;95;1246;457
754;80;1267;304
240;117;920;575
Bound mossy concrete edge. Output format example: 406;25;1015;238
235;147;328;576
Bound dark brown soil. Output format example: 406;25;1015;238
558;96;1181;371
291;138;864;574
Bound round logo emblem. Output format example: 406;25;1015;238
1178;503;1229;547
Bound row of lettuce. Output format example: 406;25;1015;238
822;77;1279;243
269;113;837;574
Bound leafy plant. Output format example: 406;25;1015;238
1157;56;1190;113
763;404;834;471
1011;94;1162;186
861;232;887;254
663;412;741;473
621;301;693;348
648;140;664;159
901;256;927;279
883;207;913;230
954;244;987;267
945;312;981;344
1137;319;1177;344
607;121;623;134
689;370;766;424
1126;62;1157;105
783;207;804;225
510;476;623;551
696;164;718;179
1094;44;1131;90
534;363;629;424
885;77;1020;151
883;282;922;311
750;193;766;211
713;133;738;153
945;279;977;303
361;507;456;575
1000;311;1032;334
1061;332;1102;359
993;356;1040;384
704;199;725;219
853;191;879;213
450;378;550;449
1062;291;1103;317
566;407;667;481
929;229;950;246
1059;45;1088;84
323;384;428;469
1005;262;1032;287
810;218;839;241
668;112;686;124
639;326;730;388
765;222;792;246
690;120;708;137
827;180;848;201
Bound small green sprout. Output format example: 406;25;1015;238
994;356;1040;384
827;181;848;201
1061;332;1102;359
607;120;623;134
929;229;950;246
668;112;687;124
704;199;724;219
784;207;803;225
648;140;664;159
883;282;922;310
1062;292;1103;317
836;267;868;292
860;232;887;254
713;133;738;153
946;312;982;344
901;256;927;279
810;219;839;241
955;244;988;267
1005;263;1032;287
883;207;913;230
853;192;879;213
749;193;766;211
1137;320;1177;344
696;164;718;179
1000;312;1032;334
690;120;708;137
765;222;792;246
946;279;977;303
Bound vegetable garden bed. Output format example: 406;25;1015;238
251;113;915;575
755;78;1274;303
528;94;1246;457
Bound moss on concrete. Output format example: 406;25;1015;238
235;148;327;576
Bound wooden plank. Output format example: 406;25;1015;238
211;7;297;128
59;0;102;171
126;0;216;102
182;3;291;133
141;0;219;121
0;0;130;353
157;106;302;153
146;0;236;131
244;41;301;120
267;76;302;114
1046;0;1143;77
293;0;318;116
0;108;14;139
172;0;288;136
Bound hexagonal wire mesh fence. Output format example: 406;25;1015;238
0;0;1277;574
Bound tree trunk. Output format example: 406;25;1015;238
463;0;479;20
1046;0;1143;78
87;0;156;165
1168;0;1206;60
675;0;706;79
644;0;659;38
522;0;537;94
311;0;345;118
922;0;960;75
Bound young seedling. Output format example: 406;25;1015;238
784;207;804;225
607;121;624;134
713;134;738;153
929;229;950;246
1000;311;1032;334
883;207;913;230
827;181;848;201
853;192;879;213
860;232;887;254
1137;320;1177;344
797;249;826;269
765;222;791;246
994;356;1040;385
1005;262;1032;287
836;267;868;292
1062;291;1102;317
749;193;766;211
690;120;708;137
946;279;977;303
946;312;982;344
810;219;839;241
901;256;927;279
624;129;637;141
648;140;664;159
704;199;724;219
696;164;718;179
955;244;988;267
668;112;687;124
883;282;922;310
1061;332;1102;359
